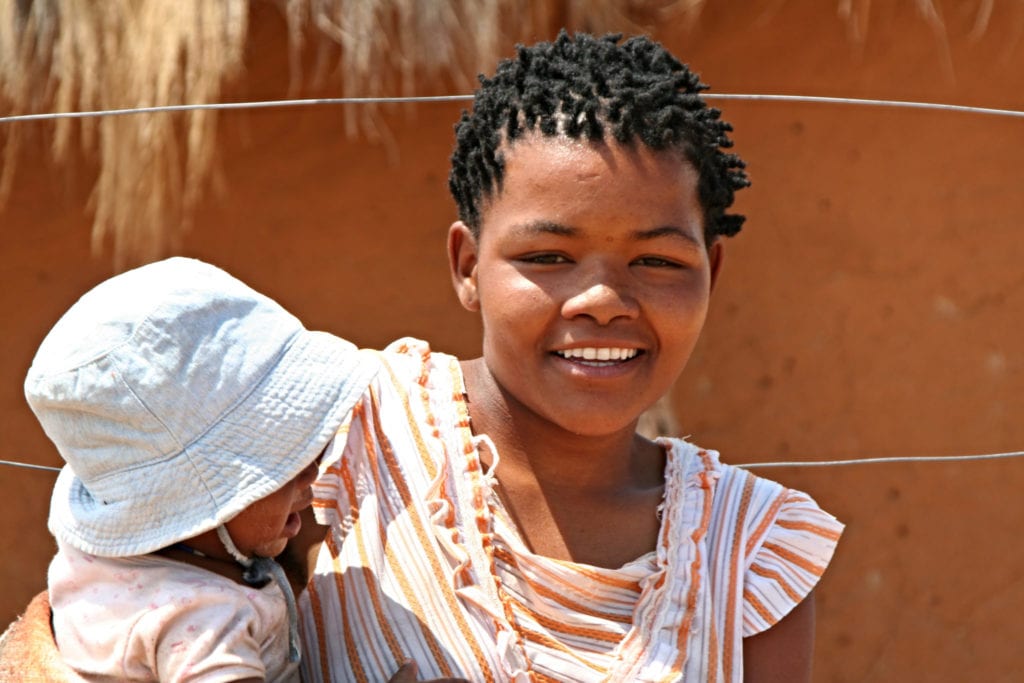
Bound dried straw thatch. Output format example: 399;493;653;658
0;0;696;268
1;0;249;266
0;0;959;267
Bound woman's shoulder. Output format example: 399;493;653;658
657;436;843;546
658;436;785;496
369;337;460;380
656;436;728;482
361;337;465;407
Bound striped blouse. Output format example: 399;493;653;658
299;339;843;682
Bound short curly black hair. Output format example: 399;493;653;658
448;31;750;242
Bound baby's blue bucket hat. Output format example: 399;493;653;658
25;257;378;558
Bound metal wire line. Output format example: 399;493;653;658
0;95;473;123
0;459;61;472
2;93;1024;124
735;450;1024;468
3;450;1024;474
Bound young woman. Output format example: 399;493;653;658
291;32;842;682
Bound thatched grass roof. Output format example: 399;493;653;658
0;0;955;267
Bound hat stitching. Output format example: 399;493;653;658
104;316;304;465
31;308;154;379
179;444;222;514
63;337;273;516
174;329;304;455
81;353;189;484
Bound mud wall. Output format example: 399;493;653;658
2;2;1022;680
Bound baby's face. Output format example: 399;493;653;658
224;458;319;559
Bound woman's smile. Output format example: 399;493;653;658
554;347;641;363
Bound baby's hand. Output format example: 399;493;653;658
388;661;471;683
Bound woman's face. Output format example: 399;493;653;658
449;135;722;438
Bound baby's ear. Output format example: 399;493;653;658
448;221;480;312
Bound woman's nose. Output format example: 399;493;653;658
560;265;639;325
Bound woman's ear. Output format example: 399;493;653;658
448;221;480;312
707;240;725;294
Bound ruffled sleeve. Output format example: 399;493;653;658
309;405;359;529
309;337;436;531
741;488;844;636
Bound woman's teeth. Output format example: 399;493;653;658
556;347;639;362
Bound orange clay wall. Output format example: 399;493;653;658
2;2;1022;680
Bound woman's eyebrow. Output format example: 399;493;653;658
509;220;577;237
633;225;702;247
507;221;701;247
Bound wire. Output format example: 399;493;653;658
2;93;1024;125
737;450;1024;469
706;93;1024;119
0;459;60;473
3;449;1023;474
0;95;474;124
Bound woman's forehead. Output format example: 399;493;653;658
489;135;698;203
478;135;704;239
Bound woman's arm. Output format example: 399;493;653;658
742;591;816;683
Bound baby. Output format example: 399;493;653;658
24;257;378;682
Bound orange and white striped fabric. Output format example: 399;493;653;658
299;338;843;682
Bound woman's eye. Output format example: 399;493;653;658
634;256;683;268
523;253;570;265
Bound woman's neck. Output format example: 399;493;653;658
462;356;669;567
460;357;663;492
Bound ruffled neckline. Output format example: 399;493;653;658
440;351;724;680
